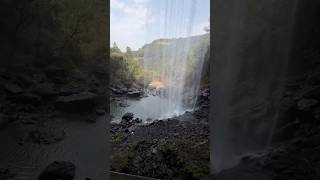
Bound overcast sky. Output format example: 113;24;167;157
111;0;210;51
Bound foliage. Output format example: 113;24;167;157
110;34;210;87
0;0;108;81
110;47;144;85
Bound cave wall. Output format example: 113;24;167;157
288;0;320;80
210;0;300;172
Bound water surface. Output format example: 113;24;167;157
110;95;192;123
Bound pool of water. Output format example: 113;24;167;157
0;115;109;180
110;95;193;123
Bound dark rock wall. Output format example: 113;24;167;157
0;1;110;179
288;0;320;78
211;0;299;172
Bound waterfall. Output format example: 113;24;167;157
143;0;208;119
211;0;299;173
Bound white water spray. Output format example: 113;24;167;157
143;0;208;119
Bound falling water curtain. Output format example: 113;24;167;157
211;0;299;177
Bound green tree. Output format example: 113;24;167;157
111;42;121;53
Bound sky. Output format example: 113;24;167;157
111;0;210;51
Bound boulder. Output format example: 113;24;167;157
146;118;153;122
15;74;36;88
86;117;98;123
312;107;320;120
151;147;157;154
0;69;10;80
39;161;75;180
59;86;85;96
110;87;123;95
95;109;105;115
120;87;128;93
0;168;15;179
21;114;42;125
297;98;319;111
132;118;142;124
44;66;67;84
127;91;143;98
121;113;135;126
294;86;320;100
30;128;66;144
122;112;134;121
32;83;56;97
3;83;23;94
119;102;130;107
11;92;42;104
0;114;10;127
55;92;98;113
200;88;210;99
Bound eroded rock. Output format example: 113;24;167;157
95;109;105;115
0;168;15;180
30;128;66;144
55;92;98;113
11;92;42;104
297;98;319;111
0;114;10;127
4;83;23;94
39;161;75;180
122;113;134;121
32;83;56;97
127;91;143;98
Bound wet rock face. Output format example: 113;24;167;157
127;90;143;98
55;92;98;113
95;108;105;115
0;114;10;127
122;113;134;122
119;102;130;107
39;161;75;180
3;83;23;94
44;66;67;84
110;82;144;100
214;80;320;179
297;98;319;111
29;128;66;145
197;88;210;107
214;164;274;180
120;113;142;128
10;92;42;105
0;168;15;180
32;83;56;97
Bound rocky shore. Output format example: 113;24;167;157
110;87;210;180
0;65;109;180
0;65;108;128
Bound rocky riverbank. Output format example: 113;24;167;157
0;65;109;180
110;88;210;180
0;65;108;128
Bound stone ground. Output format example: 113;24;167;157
110;89;210;180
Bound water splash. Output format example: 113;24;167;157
143;0;208;119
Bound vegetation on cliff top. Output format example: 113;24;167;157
110;33;210;87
